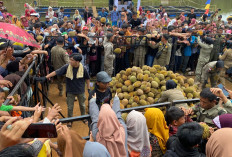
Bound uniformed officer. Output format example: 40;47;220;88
132;27;147;68
51;37;69;96
210;27;224;61
201;61;224;89
103;33;115;76
149;34;172;68
195;36;214;84
191;88;227;127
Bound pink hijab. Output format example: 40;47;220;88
96;104;127;157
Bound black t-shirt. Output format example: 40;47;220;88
187;13;196;23
55;64;90;94
129;18;142;28
89;86;112;110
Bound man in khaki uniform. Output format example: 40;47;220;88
191;88;227;127
219;44;232;75
132;27;147;68
51;37;69;96
103;33;115;76
201;61;224;89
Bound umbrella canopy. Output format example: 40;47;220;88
0;22;40;48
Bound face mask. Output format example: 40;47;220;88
44;32;49;36
185;26;188;29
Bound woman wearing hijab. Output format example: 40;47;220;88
73;9;82;24
206;128;232;157
126;110;151;157
144;108;169;157
24;3;36;19
46;6;57;20
213;114;232;129
12;16;24;29
89;94;128;157
20;16;29;28
57;129;110;157
158;80;188;108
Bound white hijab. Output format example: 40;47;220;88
48;6;54;19
126;110;151;157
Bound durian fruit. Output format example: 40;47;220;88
184;87;194;93
139;99;147;106
100;17;106;23
124;80;131;86
143;74;149;81
114;48;122;54
120;103;124;109
123;92;130;99
137;73;144;81
187;78;194;86
121;113;128;122
116;88;122;94
161;86;166;91
122;75;128;81
118;93;124;100
128;85;134;92
122;85;128;92
130;76;137;83
129;97;134;104
131;102;139;107
133;81;142;88
144;87;151;93
154;77;160;84
137;89;144;96
133;96;140;103
187;93;193;99
148;92;155;97
160;80;166;86
147;97;155;104
125;68;132;76
140;95;146;100
200;123;211;139
157;74;165;81
116;83;123;88
151;81;159;88
122;99;129;107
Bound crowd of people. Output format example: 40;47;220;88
0;1;232;156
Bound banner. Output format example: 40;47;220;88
114;0;118;9
137;0;141;11
204;0;211;14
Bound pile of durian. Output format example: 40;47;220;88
110;65;200;109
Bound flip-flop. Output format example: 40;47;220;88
82;119;88;125
67;122;72;128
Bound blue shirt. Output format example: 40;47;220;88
111;10;120;22
98;11;108;18
184;36;196;56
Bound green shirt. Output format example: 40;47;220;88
0;104;13;111
192;103;227;127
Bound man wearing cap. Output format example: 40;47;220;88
216;15;224;28
89;71;112;109
103;33;115;76
132;27;147;68
37;54;90;121
98;8;108;19
45;15;52;26
51;37;69;96
201;61;224;89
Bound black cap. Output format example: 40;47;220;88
218;15;222;18
216;61;224;68
0;42;8;50
96;71;112;83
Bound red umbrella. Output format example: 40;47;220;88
0;22;40;48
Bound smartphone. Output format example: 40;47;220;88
22;123;57;138
217;84;229;97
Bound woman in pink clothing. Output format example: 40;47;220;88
20;16;29;28
161;13;170;27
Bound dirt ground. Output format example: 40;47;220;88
46;77;232;156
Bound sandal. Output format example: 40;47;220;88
82;119;88;125
67;122;72;128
